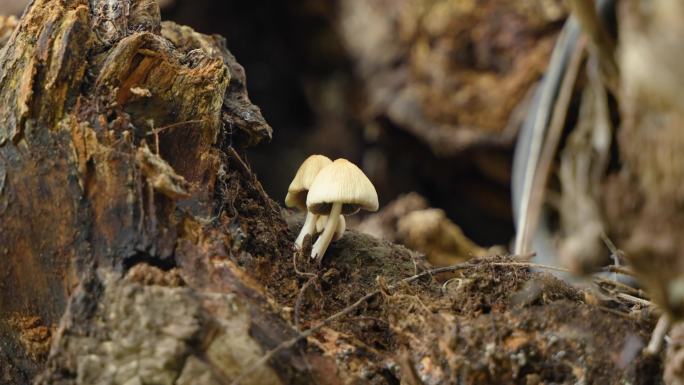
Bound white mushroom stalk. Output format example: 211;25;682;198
284;155;333;249
311;203;343;259
315;214;346;239
295;212;318;247
307;158;378;260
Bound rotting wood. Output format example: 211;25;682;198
0;1;318;383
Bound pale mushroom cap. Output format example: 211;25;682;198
316;215;346;240
285;154;333;210
306;158;379;215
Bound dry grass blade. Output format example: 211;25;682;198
522;37;587;256
514;18;582;254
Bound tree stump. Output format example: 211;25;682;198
0;1;320;383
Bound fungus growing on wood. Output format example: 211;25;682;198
285;155;333;248
307;158;378;259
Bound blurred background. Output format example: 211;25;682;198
3;0;568;249
159;0;568;248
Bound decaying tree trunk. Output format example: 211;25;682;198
0;1;666;384
0;0;312;383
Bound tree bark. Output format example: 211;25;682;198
0;1;318;384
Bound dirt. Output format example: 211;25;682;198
222;196;663;384
198;158;663;383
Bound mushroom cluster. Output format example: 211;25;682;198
286;156;378;260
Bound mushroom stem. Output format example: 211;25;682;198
311;202;342;260
295;211;318;249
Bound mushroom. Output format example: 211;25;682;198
306;158;378;259
285;155;333;248
315;214;346;241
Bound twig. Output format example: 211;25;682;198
616;293;653;308
349;316;389;325
292;249;316;278
226;146;253;175
294;276;317;331
226;147;280;216
145;120;207;154
513;252;536;262
646;315;670;355
488;261;573;274
593;275;647;298
601;232;626;281
154;128;160;154
229;289;381;385
144;119;205;136
597;305;637;320
600;232;622;258
602;265;634;277
292;243;320;330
